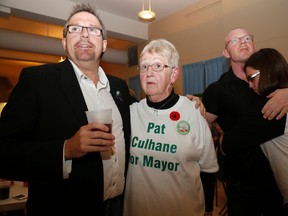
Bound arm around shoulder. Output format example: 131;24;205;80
262;88;288;120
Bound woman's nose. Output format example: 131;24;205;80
146;66;154;77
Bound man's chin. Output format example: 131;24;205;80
76;54;94;61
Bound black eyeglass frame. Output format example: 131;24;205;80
67;24;103;37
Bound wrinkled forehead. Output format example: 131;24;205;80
224;28;250;44
140;51;163;62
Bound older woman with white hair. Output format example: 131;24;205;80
123;39;219;216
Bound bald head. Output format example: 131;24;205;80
224;28;251;48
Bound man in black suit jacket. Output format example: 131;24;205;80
0;3;136;216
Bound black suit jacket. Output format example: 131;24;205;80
0;59;136;215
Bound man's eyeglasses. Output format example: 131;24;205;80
247;71;260;82
225;35;254;48
67;25;102;37
137;63;173;73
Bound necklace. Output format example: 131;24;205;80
153;94;176;116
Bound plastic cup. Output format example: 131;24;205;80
0;179;11;200
85;109;112;133
85;109;114;154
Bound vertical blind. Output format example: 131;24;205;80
183;56;229;96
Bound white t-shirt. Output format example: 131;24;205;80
261;116;288;204
124;96;219;216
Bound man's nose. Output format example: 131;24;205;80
80;27;89;38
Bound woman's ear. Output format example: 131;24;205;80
171;68;180;83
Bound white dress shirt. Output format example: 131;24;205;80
64;60;126;200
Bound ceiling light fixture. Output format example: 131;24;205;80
138;0;156;21
59;56;65;62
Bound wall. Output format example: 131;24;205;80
148;0;288;95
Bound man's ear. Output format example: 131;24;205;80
62;38;67;52
222;49;230;59
252;42;256;51
102;40;107;53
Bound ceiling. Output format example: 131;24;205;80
0;0;200;42
74;0;200;22
0;0;201;65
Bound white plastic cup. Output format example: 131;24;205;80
85;109;112;132
85;109;114;155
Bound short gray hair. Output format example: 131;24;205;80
63;3;107;39
140;39;179;68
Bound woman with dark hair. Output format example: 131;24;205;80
221;48;288;214
245;48;288;96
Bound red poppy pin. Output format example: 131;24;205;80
170;111;180;121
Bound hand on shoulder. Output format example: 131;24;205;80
262;88;288;120
185;94;206;118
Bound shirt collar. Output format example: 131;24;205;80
68;59;110;92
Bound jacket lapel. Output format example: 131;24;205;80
58;59;88;125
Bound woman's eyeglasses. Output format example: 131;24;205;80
247;71;260;82
137;63;174;73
